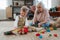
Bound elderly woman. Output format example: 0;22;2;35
33;2;50;27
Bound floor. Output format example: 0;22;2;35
0;21;60;40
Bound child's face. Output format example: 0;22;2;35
20;11;26;17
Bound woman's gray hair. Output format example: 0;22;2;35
20;6;29;13
37;2;45;9
35;2;45;15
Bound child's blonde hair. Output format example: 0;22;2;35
20;6;29;13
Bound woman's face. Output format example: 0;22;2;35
37;5;43;12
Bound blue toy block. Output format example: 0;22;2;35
39;35;43;39
46;29;50;32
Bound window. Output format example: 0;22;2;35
0;0;7;9
37;0;51;9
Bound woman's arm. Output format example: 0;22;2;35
33;10;37;24
42;9;50;23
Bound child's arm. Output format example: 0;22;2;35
14;16;19;28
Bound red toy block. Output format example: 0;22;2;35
41;31;45;34
54;34;58;37
18;27;28;35
24;27;28;33
36;33;40;36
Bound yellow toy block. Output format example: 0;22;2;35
49;27;53;31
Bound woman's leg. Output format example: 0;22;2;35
42;21;50;28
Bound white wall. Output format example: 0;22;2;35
0;0;12;20
0;10;6;20
7;0;12;6
51;0;60;7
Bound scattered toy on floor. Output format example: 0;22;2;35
39;35;43;39
36;33;40;36
18;27;28;35
49;27;53;31
49;34;52;37
46;29;50;32
54;34;58;37
41;31;45;34
39;30;45;34
53;27;57;30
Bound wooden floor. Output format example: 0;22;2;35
0;21;60;40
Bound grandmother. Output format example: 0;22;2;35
33;2;50;27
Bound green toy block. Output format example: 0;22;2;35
49;34;52;37
53;27;57;30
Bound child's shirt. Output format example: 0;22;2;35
14;15;26;28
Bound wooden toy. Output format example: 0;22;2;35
41;30;45;34
54;34;58;37
49;27;53;31
36;33;40;36
41;31;45;34
39;35;43;39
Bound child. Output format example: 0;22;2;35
14;6;29;33
14;6;29;28
4;6;29;35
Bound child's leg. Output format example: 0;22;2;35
12;28;21;32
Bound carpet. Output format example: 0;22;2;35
0;21;60;40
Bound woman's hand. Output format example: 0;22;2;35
38;23;42;27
